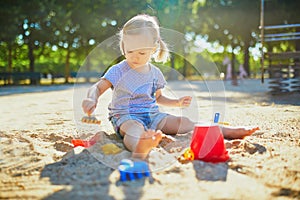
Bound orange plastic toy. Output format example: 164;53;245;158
72;133;101;148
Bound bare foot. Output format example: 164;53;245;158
132;130;163;160
221;126;259;139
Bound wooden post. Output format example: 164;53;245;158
260;0;265;83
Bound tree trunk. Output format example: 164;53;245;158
243;41;250;76
85;51;91;82
7;43;13;84
28;40;36;84
183;53;187;77
231;50;238;85
65;48;70;83
28;41;35;72
8;44;12;72
170;54;175;69
168;55;177;80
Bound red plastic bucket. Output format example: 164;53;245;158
190;123;229;163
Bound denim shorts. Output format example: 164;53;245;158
110;112;168;139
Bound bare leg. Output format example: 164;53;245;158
157;115;259;139
221;126;259;139
115;107;259;160
157;115;194;135
120;120;162;160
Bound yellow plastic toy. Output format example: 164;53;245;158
183;147;194;161
177;147;194;164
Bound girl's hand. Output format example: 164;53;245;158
178;96;192;107
82;98;97;116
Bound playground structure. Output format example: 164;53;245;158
260;0;300;94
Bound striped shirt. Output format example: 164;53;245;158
103;60;167;117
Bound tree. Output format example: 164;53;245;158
191;0;260;76
19;0;56;75
0;1;23;74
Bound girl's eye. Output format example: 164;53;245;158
139;52;145;55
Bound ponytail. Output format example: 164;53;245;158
153;38;170;63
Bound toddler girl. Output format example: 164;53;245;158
82;14;258;159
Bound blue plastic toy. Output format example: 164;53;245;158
118;159;150;182
214;112;220;123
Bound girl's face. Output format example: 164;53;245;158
122;32;157;68
124;48;154;68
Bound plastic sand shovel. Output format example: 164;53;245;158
214;112;230;125
81;116;101;124
81;111;101;124
214;113;220;123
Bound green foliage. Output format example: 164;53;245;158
0;0;298;81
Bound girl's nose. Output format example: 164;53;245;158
132;53;139;61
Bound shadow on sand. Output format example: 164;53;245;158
40;149;116;199
40;145;152;199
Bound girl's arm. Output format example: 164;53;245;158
155;89;192;107
82;78;112;115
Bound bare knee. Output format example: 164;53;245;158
120;120;144;151
119;120;144;136
177;117;194;134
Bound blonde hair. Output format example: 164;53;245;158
119;14;170;63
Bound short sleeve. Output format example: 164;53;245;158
154;66;167;90
103;64;122;87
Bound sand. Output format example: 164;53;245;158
0;79;299;200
